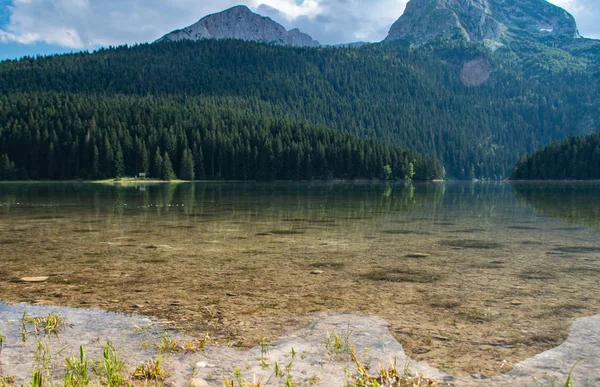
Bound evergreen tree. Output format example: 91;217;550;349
161;152;176;181
179;148;195;181
152;148;164;179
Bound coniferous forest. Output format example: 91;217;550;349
511;131;600;180
0;38;598;180
0;93;442;181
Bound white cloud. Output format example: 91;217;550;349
0;0;408;48
0;0;598;50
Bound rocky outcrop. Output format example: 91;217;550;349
157;5;320;47
385;0;581;45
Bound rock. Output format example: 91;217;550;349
311;270;324;275
19;276;49;283
405;253;430;258
195;361;215;368
510;301;523;306
157;6;320;48
226;292;237;297
385;0;581;46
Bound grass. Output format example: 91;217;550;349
0;376;15;387
223;367;262;387
132;356;167;381
364;268;442;284
326;328;353;360
92;178;188;185
92;341;125;387
348;350;449;387
29;370;42;387
21;312;70;340
156;331;210;354
64;346;90;387
0;330;4;356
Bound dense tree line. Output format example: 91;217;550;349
0;93;443;181
511;131;600;180
0;38;598;179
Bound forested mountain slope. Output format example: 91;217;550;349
0;38;598;179
512;131;600;180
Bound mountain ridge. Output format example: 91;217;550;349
385;0;581;46
157;5;320;47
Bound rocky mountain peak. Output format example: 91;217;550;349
385;0;581;46
157;5;320;47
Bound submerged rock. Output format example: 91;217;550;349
19;276;49;283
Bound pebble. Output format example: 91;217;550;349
311;270;324;275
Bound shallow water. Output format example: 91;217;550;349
0;302;599;386
1;181;600;382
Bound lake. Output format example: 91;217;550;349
0;181;599;385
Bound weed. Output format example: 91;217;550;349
564;360;581;387
132;356;167;381
223;366;262;387
0;376;15;387
259;337;271;361
156;331;210;354
21;312;70;340
32;340;51;372
64;346;90;387
0;330;4;376
326;328;353;360
157;332;179;353
348;350;448;387
29;371;42;387
92;341;124;387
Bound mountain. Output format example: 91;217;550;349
157;5;320;47
0;39;597;180
385;0;581;46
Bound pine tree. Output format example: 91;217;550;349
179;148;195;181
152;148;164;179
161;152;176;181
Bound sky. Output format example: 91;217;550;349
0;0;599;60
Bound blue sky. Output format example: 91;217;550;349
0;0;598;61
